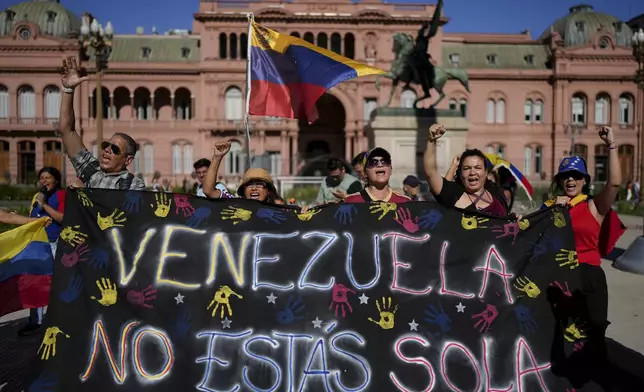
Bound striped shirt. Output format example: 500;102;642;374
70;149;145;190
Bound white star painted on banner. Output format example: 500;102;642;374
222;317;232;329
358;293;369;305
174;293;184;304
312;317;323;328
408;319;419;331
456;302;466;313
266;292;277;304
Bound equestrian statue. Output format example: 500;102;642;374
375;0;471;109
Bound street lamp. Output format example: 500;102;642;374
79;13;113;146
615;28;644;275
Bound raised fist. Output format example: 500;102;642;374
428;123;446;143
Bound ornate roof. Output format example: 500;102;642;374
539;4;633;47
107;36;201;63
442;43;550;70
0;0;81;38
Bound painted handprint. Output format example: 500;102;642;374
369;202;398;220
59;274;84;304
37;326;70;360
297;208;321;222
122;191;143;213
472;304;499;333
514;305;538;333
90;277;118;306
77;189;93;207
573;342;585;352
97;209;127;231
174;194;196;217
257;208;286;224
418;209;443;229
127;285;158;308
28;371;58;392
518;218;530;230
461;214;488;230
61;243;89;268
394;207;419;233
221;206;252;225
329;283;356;318
171;307;192;340
514;276;541;299
423;302;451;334
59;225;87;246
207;285;243;318
187;207;212;228
549;280;572;297
151;192;172;218
564;320;588;343
88;248;109;269
529;232;563;260
276;296;306;325
334;204;357;225
367;296;399;330
492;221;520;244
553;209;567;228
556;249;579;270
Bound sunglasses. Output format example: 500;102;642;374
101;141;123;156
246;181;267;189
559;171;585;181
366;157;391;168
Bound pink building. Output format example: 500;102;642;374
0;0;640;187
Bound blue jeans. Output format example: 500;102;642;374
28;241;56;325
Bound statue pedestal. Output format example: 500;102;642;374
367;108;469;189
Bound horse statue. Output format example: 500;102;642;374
375;33;471;109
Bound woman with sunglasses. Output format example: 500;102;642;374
343;147;410;203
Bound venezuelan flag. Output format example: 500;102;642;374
0;218;53;317
249;21;385;122
484;153;534;200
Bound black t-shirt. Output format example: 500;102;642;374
346;180;363;195
433;177;508;214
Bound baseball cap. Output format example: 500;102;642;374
362;147;391;167
403;175;421;187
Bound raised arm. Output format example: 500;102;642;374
427;0;443;38
444;155;460;181
423;123;446;195
203;141;231;198
59;56;91;158
591;126;621;216
0;209;43;226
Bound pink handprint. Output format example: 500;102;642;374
472;304;499;333
573;342;585;352
61;244;89;268
491;222;520;244
394;207;419;233
550;280;572;297
174;194;196;217
329;283;356;318
126;285;158;308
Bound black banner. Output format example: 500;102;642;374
27;189;589;391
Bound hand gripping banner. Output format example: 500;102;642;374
26;189;592;391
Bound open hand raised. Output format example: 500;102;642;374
60;56;90;90
428;123;446;143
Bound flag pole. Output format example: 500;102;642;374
243;13;254;171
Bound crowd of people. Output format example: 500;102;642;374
0;57;628;381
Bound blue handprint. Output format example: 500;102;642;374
59;273;84;303
276;296;305;325
28;371;57;392
514;305;538;333
171;307;192;340
89;248;109;269
418;209;443;229
257;208;286;224
423;302;451;334
530;233;564;260
187;207;212;228
122;191;143;214
334;204;357;225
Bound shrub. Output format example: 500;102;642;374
0;185;39;201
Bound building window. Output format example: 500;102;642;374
46;11;56;22
141;47;151;58
400;89;416;109
181;47;190;58
219;33;227;59
18;27;31;40
363;98;377;121
486;54;497;65
486;99;495;123
303;32;314;44
459;99;467;118
524;100;533;123
18;85;36;123
571;94;586;124
449;53;460;67
290;32;300;38
330;33;342;55
534;146;543;174
143;143;154;174
317;33;328;49
230;33;238;59
524;55;534;65
267;151;282;176
495;99;505;124
224;87;243;121
0;85;9;119
344;33;355;59
524;146;532;176
619;94;634;125
613;22;623;33
225;141;245;175
240;33;248;59
575;21;584;32
448;99;457;111
182;144;193;175
487;144;504;157
534;100;543;123
594;94;610;125
598;37;610;49
172;144;182;175
496;145;504;157
44;86;61;122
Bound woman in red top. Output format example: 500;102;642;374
544;126;624;366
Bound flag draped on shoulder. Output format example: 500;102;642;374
0;217;53;317
248;21;385;122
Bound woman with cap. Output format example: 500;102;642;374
541;126;624;368
236;167;280;203
343;147;410;203
423;124;509;216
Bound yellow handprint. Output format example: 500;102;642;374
369;202;398;220
59;225;88;246
37;326;70;361
514;276;541;299
461;214;489;230
519;219;530;230
221;207;252;225
150;192;172;218
207;285;243;318
97;209;127;231
77;190;93;207
91;277;118;306
367;296;399;330
296;208;321;222
564;321;588;343
556;249;579;270
553;210;567;228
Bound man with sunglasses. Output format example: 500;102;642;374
344;147;410;203
58;56;145;191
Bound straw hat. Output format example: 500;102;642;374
237;167;276;196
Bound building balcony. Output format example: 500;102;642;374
81;118;198;130
0;117;60;132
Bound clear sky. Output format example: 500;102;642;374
23;0;644;37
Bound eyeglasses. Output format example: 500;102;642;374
101;141;122;156
366;157;391;168
246;181;267;189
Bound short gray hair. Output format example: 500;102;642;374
114;132;138;156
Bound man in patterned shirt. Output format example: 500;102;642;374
58;56;145;191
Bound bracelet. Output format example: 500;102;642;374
608;142;617;150
62;86;74;94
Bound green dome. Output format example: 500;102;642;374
0;0;81;38
540;4;633;47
